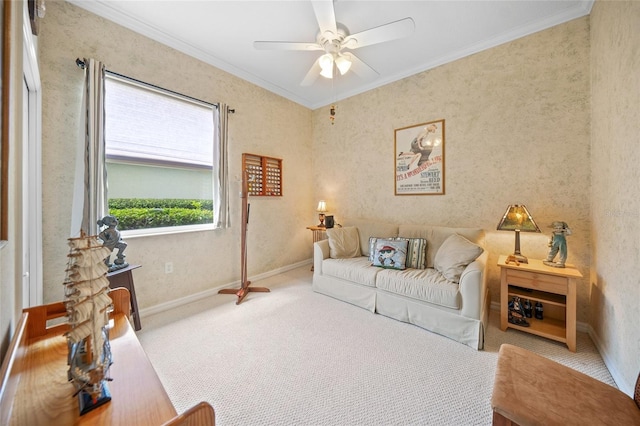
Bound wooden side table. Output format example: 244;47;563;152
1;289;178;425
306;226;327;271
498;255;582;352
107;264;142;331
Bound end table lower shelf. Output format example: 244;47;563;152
506;316;567;341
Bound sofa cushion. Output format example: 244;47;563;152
394;237;427;269
326;226;361;259
372;239;408;270
398;225;485;267
345;220;398;257
375;268;460;309
434;234;483;283
322;257;380;287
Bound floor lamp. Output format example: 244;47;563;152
219;171;270;304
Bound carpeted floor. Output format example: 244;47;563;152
138;265;615;425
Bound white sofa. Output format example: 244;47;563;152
312;219;489;349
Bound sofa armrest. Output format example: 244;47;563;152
459;249;488;320
313;239;330;274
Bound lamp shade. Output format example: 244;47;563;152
319;54;334;79
497;204;540;232
497;204;540;263
316;200;328;213
335;54;352;75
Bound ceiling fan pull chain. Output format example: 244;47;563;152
329;76;336;125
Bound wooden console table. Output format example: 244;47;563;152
107;264;142;330
498;255;582;352
0;288;186;425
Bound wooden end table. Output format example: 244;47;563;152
107;264;142;331
306;226;327;271
498;255;582;352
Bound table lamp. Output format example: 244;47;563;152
317;200;328;227
497;204;540;263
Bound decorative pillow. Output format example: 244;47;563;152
368;237;377;262
394;237;427;269
369;237;426;269
326;226;361;259
434;234;483;283
368;237;382;262
372;239;408;270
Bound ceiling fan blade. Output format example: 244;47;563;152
346;53;379;80
300;57;321;86
254;41;323;51
342;18;415;50
311;0;337;38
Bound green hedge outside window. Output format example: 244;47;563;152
109;198;213;230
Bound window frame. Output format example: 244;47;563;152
103;71;219;237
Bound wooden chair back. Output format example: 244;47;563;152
162;401;215;426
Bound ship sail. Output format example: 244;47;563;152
69;262;109;281
69;277;109;299
64;233;114;414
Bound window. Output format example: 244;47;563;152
104;74;217;234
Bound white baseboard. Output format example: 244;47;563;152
586;324;634;397
138;259;312;318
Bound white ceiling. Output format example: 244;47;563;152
68;0;594;109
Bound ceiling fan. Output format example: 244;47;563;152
254;1;415;86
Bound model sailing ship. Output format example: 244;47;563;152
63;232;114;414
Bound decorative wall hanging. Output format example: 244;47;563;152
242;153;282;196
394;119;445;195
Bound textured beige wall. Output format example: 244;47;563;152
590;0;640;395
312;18;592;322
38;2;313;308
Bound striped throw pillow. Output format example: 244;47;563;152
395;237;428;269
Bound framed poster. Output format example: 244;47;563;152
394;119;445;195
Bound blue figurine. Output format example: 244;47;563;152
543;221;571;268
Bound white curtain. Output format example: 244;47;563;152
70;58;107;237
213;104;231;229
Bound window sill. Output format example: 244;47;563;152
121;223;217;239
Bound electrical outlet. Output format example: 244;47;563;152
164;262;173;274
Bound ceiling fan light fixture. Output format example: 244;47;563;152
320;66;333;79
319;53;334;78
335;54;352;75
